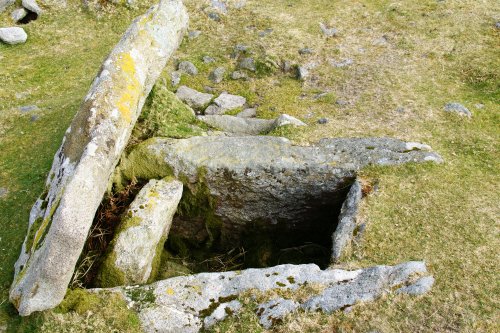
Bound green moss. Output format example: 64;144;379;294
148;235;167;284
125;286;156;307
24;197;61;254
136;83;201;139
96;250;127;288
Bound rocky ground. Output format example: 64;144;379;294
0;0;499;332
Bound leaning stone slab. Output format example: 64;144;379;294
118;136;442;247
331;179;363;262
22;0;42;15
97;178;183;287
197;115;275;135
0;27;27;45
93;261;432;332
10;0;188;316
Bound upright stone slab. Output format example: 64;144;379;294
10;0;188;316
98;178;183;287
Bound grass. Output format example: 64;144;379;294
0;0;499;332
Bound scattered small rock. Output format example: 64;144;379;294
209;67;225;83
176;86;214;111
281;60;292;73
495;22;500;30
236;108;256;118
30;115;39;122
258;28;273;37
171;71;181;87
474;103;484;109
317;118;328;124
330;58;353;68
257;298;299;329
238;57;256;71
0;187;8;199
274;114;307;127
319;23;338;37
18;105;38;112
0;27;27;45
396;107;405;113
214;92;246;111
22;0;41;15
210;0;227;13
11;8;28;22
297;66;309;80
373;35;389;46
299;47;314;55
231;70;247;80
188;30;201;39
177;61;198;75
444;102;471;117
336;99;348;107
202;55;215;63
208;12;221;21
234;44;248;53
233;0;246;9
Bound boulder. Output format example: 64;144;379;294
0;27;27;45
213;92;246;111
11;8;28;22
0;0;15;13
22;0;42;15
331;180;362;262
197;115;275;135
175;85;213;111
98;178;183;287
10;0;188;316
118;136;442;248
93;261;432;332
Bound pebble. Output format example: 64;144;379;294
319;23;338;37
208;12;221;21
209;67;225;83
177;61;198;75
171;71;181;87
299;47;314;55
188;30;201;39
18;105;38;112
444;102;472;117
231;70;247;80
238;57;256;71
317;118;328;124
203;56;215;63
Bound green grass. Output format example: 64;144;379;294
1;0;499;332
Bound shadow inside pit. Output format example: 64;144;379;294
18;11;38;25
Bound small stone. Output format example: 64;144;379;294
214;92;246;111
176;86;214;111
22;0;42;15
208;12;221;21
495;22;500;29
210;0;227;13
0;187;8;199
18;105;38;112
319;23;338;37
204;300;242;328
297;66;309;80
234;44;248;52
188;30;201;39
30;115;39;122
238;57;256;71
204;104;223;115
257;298;299;329
203;55;215;63
474;103;484;109
396;107;405;113
330;58;353;68
258;28;273;37
171;71;181;87
373;35;389;46
209;67;225;83
444;102;471;117
299;47;313;55
177;61;198;75
0;27;27;45
11;8;28;22
274;114;307;127
231;70;247;80
282;60;292;73
237;108;256;118
233;0;246;9
336;99;348;107
317;118;328;124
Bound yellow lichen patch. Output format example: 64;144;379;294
115;53;141;123
166;288;175;295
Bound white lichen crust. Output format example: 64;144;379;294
10;0;189;316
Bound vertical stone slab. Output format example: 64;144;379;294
98;178;183;287
10;0;189;316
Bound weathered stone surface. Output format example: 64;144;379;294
302;261;428;313
319;22;337;37
237;107;256;118
10;0;188;316
177;61;198;75
175;86;213;111
444;102;472;117
119;136;442;247
0;187;8;199
274;114;306;127
231;70;247;80
94;261;432;332
197;115;275;135
396;276;435;295
331;180;362;262
0;27;27;45
0;0;15;13
257;298;299;329
22;0;42;15
11;8;28;22
238;57;256;71
204;300;242;328
214;92;246;111
209;67;225;83
98;178;183;287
